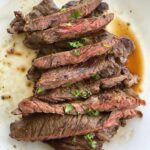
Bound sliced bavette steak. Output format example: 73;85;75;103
47;125;118;150
7;0;59;34
24;13;114;46
33;36;120;69
36;75;127;102
10;109;141;141
12;89;145;115
36;57;121;90
24;0;102;31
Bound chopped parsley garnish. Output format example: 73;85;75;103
69;41;83;48
64;104;74;113
36;87;45;94
71;89;92;99
64;82;72;88
91;73;100;80
84;133;97;149
85;108;100;117
70;49;81;56
71;10;81;19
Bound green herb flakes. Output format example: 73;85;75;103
91;73;100;80
85;108;100;117
84;133;97;149
64;104;74;113
68;41;83;48
71;10;81;19
36;87;45;94
64;82;72;88
70;49;81;56
71;89;80;97
71;89;92;99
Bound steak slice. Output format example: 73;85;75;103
36;57;121;90
12;89;145;115
48;125;118;150
24;13;114;46
48;109;142;150
33;36;120;69
36;75;127;102
10;113;109;141
7;0;58;34
10;109;141;141
24;0;102;31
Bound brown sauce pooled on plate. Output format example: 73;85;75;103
108;17;144;93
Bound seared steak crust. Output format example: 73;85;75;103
7;0;58;33
36;75;127;102
10;109;141;141
12;89;145;115
24;13;114;46
24;0;101;31
33;36;119;69
36;57;121;90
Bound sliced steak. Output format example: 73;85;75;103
24;0;102;31
48;109;141;150
36;75;127;102
107;37;134;64
24;13;114;47
122;67;139;87
103;109;143;128
10;109;141;141
36;57;121;90
48;126;118;150
49;138;103;150
10;113;109;141
33;36;120;69
7;0;58;34
12;89;145;115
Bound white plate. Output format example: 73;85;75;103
0;0;150;150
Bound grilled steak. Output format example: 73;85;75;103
33;36;120;69
49;137;103;150
12;89;145;115
10;109;141;141
103;109;143;128
48;126;118;150
24;13;114;47
35;75;127;102
10;113;109;141
24;0;101;32
7;0;58;34
36;57;121;90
